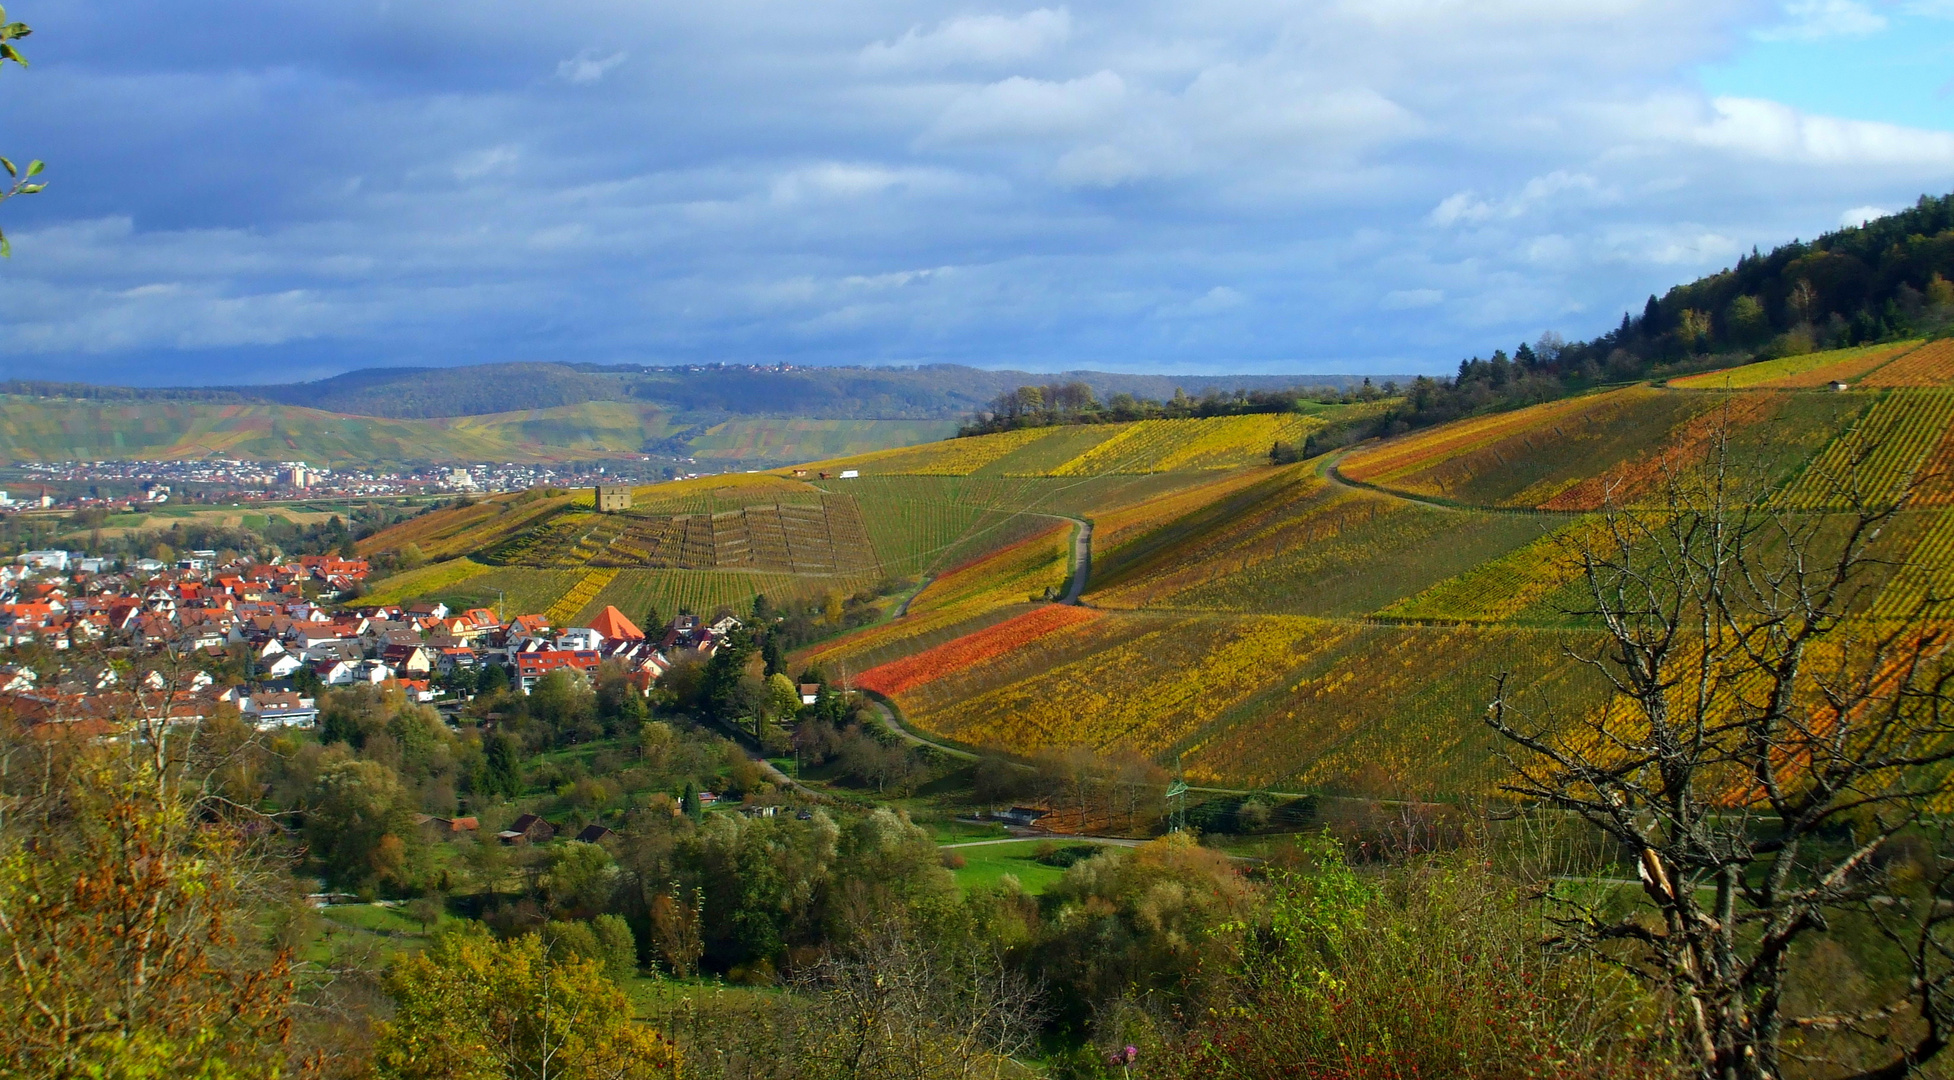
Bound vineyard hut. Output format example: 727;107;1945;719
595;484;633;511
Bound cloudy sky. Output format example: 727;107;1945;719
0;0;1950;385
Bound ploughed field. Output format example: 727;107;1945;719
362;343;1954;798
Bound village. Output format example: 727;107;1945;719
0;539;771;737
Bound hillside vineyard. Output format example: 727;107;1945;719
361;343;1954;796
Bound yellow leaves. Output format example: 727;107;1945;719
1380;516;1611;623
1051;414;1324;476
376;927;680;1080
909;614;1347;760
1669;340;1922;389
546;569;618;627
1781;390;1954;510
799;426;1051;477
1340;392;1614;490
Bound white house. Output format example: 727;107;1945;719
242;692;319;729
19;550;72;572
555;627;603;652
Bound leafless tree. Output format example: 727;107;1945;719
657;918;1042;1080
1487;434;1954;1080
791;919;1043;1080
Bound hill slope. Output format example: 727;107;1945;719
357;344;1954;800
0;397;956;467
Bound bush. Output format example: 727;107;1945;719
1160;839;1669;1080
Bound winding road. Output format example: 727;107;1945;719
1060;517;1092;603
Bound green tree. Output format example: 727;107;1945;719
0;7;46;258
479;731;523;799
538;842;617;920
590;913;638;982
766;671;800;720
530;668;598;746
373;926;679;1080
305;755;415;891
478;663;510;694
760;630;783;676
1724;293;1769;346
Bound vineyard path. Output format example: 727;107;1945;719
1321;448;1581;516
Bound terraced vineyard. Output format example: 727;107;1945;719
360;388;1954;797
1668;341;1923;389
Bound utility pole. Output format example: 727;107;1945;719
1166;754;1188;833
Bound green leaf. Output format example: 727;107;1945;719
24;159;40;176
1;231;11;259
18;183;42;193
0;158;14;178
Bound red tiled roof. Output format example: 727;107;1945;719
585;606;644;641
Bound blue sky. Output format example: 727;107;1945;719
1;0;1951;386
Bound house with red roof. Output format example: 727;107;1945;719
513;649;601;693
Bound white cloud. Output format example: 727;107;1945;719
556;49;627;85
1841;205;1890;227
862;9;1072;70
927;71;1127;142
768;162;970;203
1757;0;1887;40
1687;97;1954;165
1431;171;1605;226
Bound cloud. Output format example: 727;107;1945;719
1153;286;1246;319
1757;0;1886;40
1687;97;1954;165
556;49;627;85
861;9;1071;70
1431;172;1605;226
6;0;1950;383
453;145;521;180
1381;288;1444;310
927;71;1127;142
1841;205;1889;227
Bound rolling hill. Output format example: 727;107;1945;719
0;396;957;468
356;340;1954;800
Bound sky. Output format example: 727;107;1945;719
0;0;1951;386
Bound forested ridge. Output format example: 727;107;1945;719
1298;192;1954;454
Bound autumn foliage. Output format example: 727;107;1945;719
855;604;1100;696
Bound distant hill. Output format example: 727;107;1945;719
0;397;958;467
0;364;1374;421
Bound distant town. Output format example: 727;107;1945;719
0;457;731;512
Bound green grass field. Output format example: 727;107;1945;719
941;838;1123;894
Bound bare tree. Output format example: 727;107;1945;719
792;920;1043;1080
657;917;1042;1080
1488;436;1954;1080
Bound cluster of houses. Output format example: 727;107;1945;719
0;550;747;733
